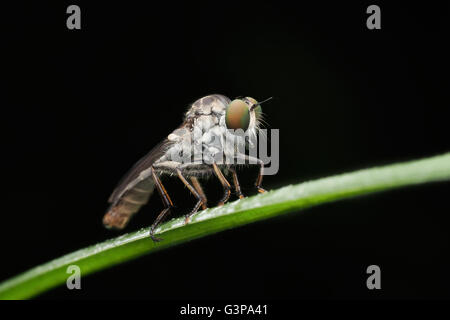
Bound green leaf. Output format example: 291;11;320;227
1;153;450;299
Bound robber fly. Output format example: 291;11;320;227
103;94;271;241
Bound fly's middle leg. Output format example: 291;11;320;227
229;167;245;199
177;169;206;224
190;176;208;210
212;162;231;206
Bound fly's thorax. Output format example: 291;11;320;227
162;112;224;164
194;113;250;164
163;118;246;165
162;94;259;165
186;94;230;118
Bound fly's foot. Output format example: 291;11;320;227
235;190;245;199
217;189;231;207
257;186;267;193
150;232;163;242
236;191;245;199
199;198;207;211
184;199;205;225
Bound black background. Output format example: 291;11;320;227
2;1;449;299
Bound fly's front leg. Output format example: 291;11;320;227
255;159;266;193
177;169;207;224
150;166;175;242
236;154;266;193
212;162;231;206
229;167;245;199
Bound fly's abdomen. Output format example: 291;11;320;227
103;178;155;229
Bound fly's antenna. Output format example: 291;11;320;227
250;96;273;111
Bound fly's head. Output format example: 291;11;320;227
223;96;266;142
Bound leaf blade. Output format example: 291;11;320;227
1;152;449;299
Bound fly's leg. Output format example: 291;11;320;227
190;177;208;210
229;167;245;199
212;162;231;206
177;169;206;224
150;166;174;242
255;158;266;193
236;155;266;193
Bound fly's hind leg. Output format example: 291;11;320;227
177;169;207;224
150;166;175;242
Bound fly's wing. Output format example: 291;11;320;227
103;139;170;230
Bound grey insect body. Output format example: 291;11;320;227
103;94;268;241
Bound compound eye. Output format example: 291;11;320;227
225;99;250;131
